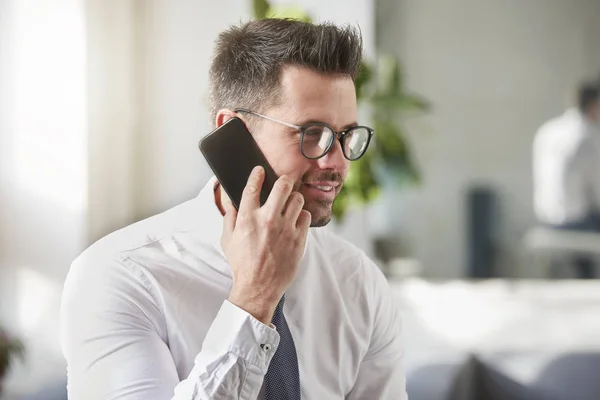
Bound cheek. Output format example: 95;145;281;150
341;160;350;176
258;138;309;178
273;155;311;179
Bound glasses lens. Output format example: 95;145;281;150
301;125;335;158
344;127;371;160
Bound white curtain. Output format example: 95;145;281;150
85;0;139;243
0;0;138;393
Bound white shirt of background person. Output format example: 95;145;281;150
533;81;600;226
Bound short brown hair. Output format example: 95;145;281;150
208;19;363;124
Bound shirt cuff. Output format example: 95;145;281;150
198;300;280;372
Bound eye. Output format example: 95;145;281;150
303;125;326;137
300;124;335;158
343;127;372;160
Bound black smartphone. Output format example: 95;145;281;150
199;117;279;210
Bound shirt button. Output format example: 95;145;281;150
260;343;272;352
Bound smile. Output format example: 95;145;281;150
303;182;339;195
310;185;334;192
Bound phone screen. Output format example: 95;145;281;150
199;117;279;210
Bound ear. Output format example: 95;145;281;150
215;109;237;128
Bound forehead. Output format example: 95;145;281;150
275;65;357;128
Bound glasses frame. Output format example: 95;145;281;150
234;108;374;161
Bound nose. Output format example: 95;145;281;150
316;138;348;171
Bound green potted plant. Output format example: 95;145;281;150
250;0;430;221
0;326;24;394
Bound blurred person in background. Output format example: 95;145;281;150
533;78;600;279
60;19;407;400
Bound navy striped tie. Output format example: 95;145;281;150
264;295;301;400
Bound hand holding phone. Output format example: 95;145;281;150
221;167;312;325
200;117;311;324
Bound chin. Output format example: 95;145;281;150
306;200;333;228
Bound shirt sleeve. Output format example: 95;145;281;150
346;256;408;400
60;254;279;400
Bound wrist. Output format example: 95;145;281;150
228;286;279;325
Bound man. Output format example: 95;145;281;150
60;19;407;399
533;79;600;278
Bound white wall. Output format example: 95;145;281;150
376;0;600;278
86;0;139;244
134;0;246;218
0;0;18;330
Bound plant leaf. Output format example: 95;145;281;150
376;54;400;96
252;0;270;19
355;60;373;101
266;5;312;22
371;93;430;116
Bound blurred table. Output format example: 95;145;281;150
389;278;600;400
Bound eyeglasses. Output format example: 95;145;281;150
234;108;374;161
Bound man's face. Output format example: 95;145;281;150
248;66;356;227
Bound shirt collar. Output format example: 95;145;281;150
565;107;600;130
193;176;226;257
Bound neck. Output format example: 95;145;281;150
584;114;599;127
579;107;599;124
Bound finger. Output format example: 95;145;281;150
296;209;312;232
221;185;235;212
264;175;294;215
238;166;265;214
284;191;305;222
222;192;238;234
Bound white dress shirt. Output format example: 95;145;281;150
60;177;407;400
533;108;600;225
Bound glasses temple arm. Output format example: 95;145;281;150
234;108;301;130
